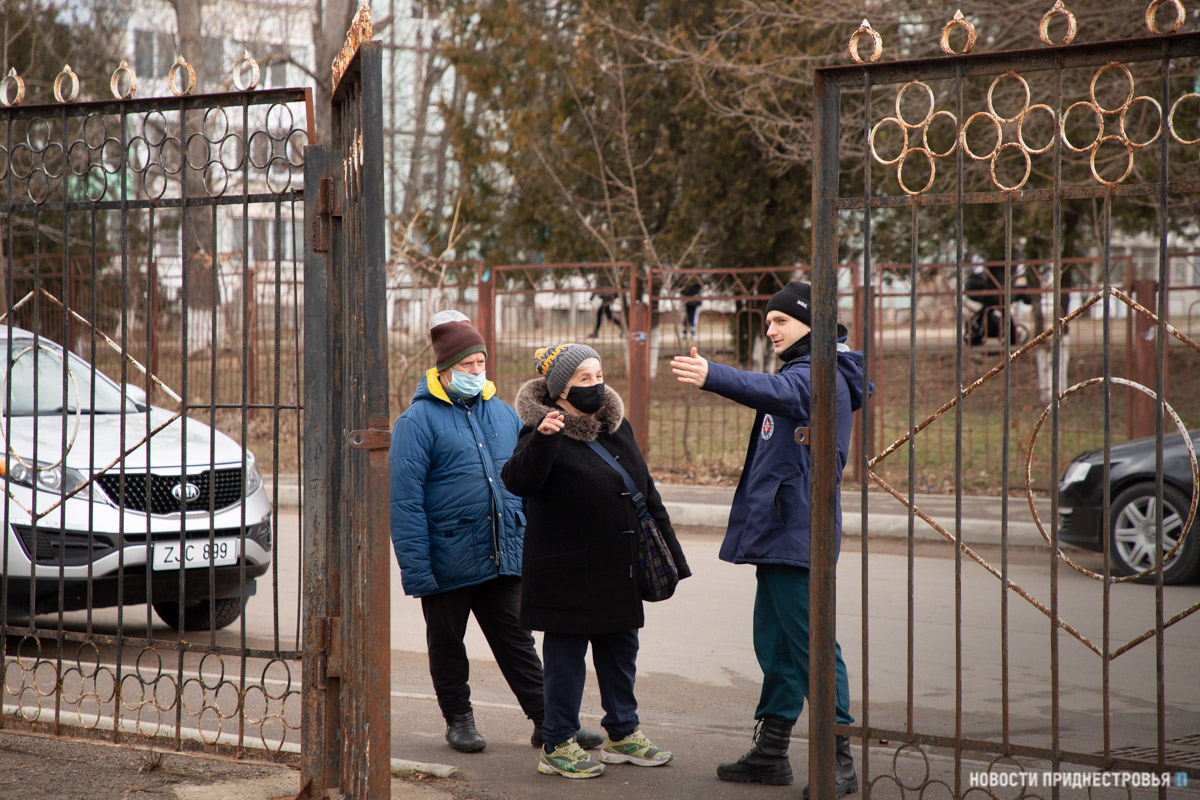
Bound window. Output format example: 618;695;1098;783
134;31;155;78
203;36;223;81
156;33;175;77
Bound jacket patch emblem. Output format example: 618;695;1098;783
761;414;775;441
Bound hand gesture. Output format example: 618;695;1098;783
671;347;709;387
538;410;565;435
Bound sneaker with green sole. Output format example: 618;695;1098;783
600;728;674;767
538;739;606;779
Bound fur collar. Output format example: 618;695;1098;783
513;378;625;442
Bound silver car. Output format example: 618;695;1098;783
2;326;272;630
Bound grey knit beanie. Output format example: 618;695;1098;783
533;343;601;398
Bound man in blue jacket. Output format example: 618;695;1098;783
671;281;868;797
389;310;601;754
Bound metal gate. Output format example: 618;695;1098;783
1;47;311;757
301;5;392;798
810;9;1200;799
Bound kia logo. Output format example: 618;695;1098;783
171;481;201;502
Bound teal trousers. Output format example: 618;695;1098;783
753;564;854;725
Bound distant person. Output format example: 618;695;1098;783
671;282;870;797
502;342;690;779
681;279;703;340
588;282;624;339
388;311;602;754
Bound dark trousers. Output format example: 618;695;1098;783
420;576;545;723
753;564;854;725
542;629;640;745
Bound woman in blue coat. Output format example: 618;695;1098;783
389;311;601;755
672;282;869;798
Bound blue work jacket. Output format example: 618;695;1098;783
388;368;526;597
703;342;869;568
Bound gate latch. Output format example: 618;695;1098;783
316;616;343;682
794;427;810;446
348;429;391;450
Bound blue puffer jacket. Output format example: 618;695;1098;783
389;368;526;597
702;339;869;568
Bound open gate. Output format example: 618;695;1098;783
809;10;1200;799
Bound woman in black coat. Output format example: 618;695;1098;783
502;342;690;780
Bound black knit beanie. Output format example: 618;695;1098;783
765;281;812;327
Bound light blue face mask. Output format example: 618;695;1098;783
448;369;487;397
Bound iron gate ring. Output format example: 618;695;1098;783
922;110;959;157
869;116;909;165
1168;93;1200;146
110;58;137;100
960;110;1003;161
1039;0;1078;47
1090;62;1135;115
1089;134;1135;186
53;64;80;103
987;72;1031;124
1119;95;1162;148
848;19;883;64
897;146;937;195
1;68;25;106
896;81;935;129
168;55;197;96
1061;100;1104;153
233;51;261;92
1017;103;1057;154
940;10;977;55
1146;0;1186;34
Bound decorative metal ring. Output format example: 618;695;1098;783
869;116;909;166
940;10;977;55
990;141;1032;192
1089;62;1135;115
960;110;1003;161
923;110;959;158
1039;0;1078;47
1146;0;1186;34
1090;134;1135;186
987;72;1031;124
233;50;261;91
1018;103;1058;154
1119;95;1162;148
895;81;935;130
53;64;80;103
168;55;196;96
897;147;936;196
1168;93;1200;145
1;68;26;107
848;19;883;64
1061;101;1104;153
110;58;137;100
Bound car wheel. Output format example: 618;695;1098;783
1109;482;1200;584
152;596;247;631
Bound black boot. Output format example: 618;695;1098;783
716;716;794;785
802;735;860;799
445;710;486;753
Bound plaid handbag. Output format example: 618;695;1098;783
586;441;680;602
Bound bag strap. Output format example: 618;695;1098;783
585;439;652;522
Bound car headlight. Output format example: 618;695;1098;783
245;461;263;497
1059;461;1091;489
1;458;90;495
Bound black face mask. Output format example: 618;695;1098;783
565;383;606;414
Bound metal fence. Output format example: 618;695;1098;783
810;15;1200;799
0;59;310;759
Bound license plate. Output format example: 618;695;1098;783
151;538;241;570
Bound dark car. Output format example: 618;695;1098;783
1057;430;1200;584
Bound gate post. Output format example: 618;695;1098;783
477;261;495;360
302;4;391;798
627;300;651;453
808;68;841;800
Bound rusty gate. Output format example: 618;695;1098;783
809;8;1200;800
0;34;311;762
301;6;392;798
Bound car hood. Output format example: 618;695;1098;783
1073;430;1200;465
7;407;251;472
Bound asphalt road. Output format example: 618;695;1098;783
9;512;1200;800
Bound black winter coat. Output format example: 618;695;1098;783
502;378;691;635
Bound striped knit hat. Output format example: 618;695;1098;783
430;310;487;371
533;343;600;399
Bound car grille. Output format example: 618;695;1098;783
95;468;244;514
11;523;271;567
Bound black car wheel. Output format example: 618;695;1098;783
152;596;247;631
1109;482;1200;584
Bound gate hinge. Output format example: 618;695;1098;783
348;429;391;450
316;616;343;680
794;427;810;446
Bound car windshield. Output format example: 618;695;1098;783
4;339;138;416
